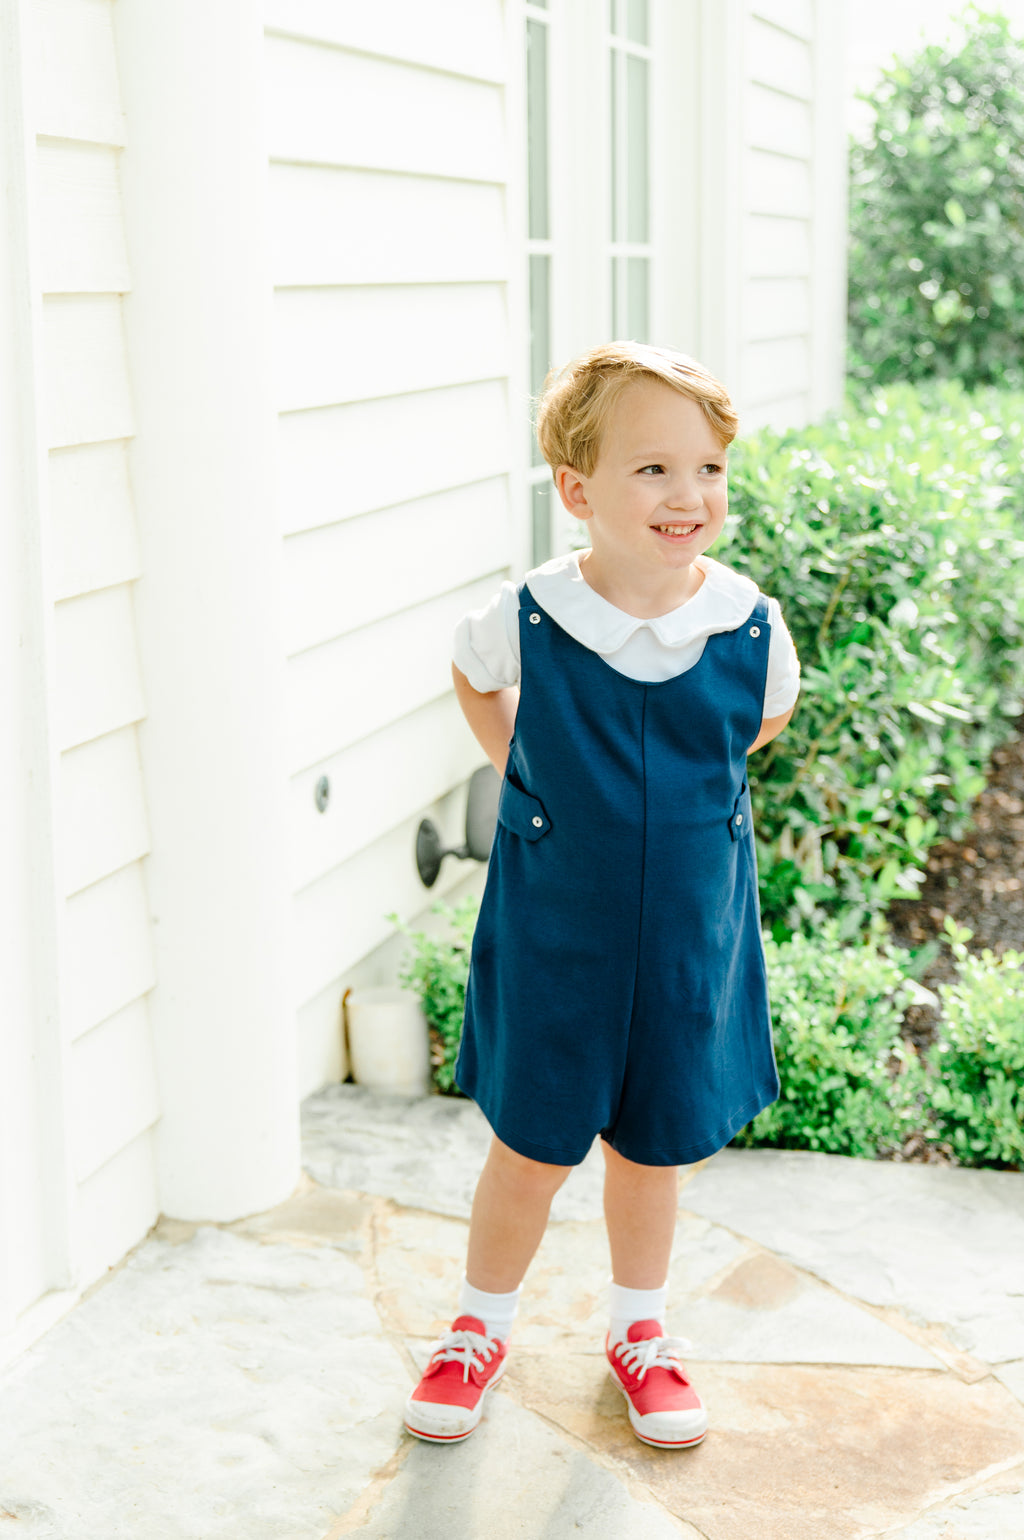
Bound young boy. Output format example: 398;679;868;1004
404;342;798;1448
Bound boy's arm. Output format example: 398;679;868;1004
452;663;519;777
747;705;795;755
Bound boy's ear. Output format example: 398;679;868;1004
554;465;592;519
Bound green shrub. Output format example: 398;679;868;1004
723;381;1024;936
848;6;1024;389
734;922;925;1157
391;898;477;1094
924;919;1024;1168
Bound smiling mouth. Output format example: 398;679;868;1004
654;522;701;536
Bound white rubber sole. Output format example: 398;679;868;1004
404;1357;508;1443
609;1368;708;1448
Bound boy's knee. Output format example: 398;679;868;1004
602;1139;679;1181
489;1136;572;1193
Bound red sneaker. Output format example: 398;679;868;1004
607;1319;708;1448
404;1315;508;1443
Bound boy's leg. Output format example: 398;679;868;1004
601;1138;678;1287
466;1133;573;1291
404;1134;572;1444
600;1139;707;1449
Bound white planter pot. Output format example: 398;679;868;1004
345;987;432;1096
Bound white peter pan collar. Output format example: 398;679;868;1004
525;549;759;655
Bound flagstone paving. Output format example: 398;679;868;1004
1;1083;1022;1539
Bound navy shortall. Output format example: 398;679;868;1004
455;581;780;1167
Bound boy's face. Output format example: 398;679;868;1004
555;379;729;595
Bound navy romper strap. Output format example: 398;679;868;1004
456;583;778;1167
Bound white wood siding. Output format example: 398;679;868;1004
73;1128;158;1287
274;285;508;412
264;0;505;80
738;6;815;427
32;0;126;146
733;0;844;430
31;0;160;1298
270;167;508;288
276;381;510;536
264;9;513;1093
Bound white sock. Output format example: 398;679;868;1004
458;1277;520;1342
608;1279;668;1345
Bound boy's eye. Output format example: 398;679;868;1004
702;463;725;475
638;464;664;475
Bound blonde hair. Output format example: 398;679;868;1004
535;341;738;477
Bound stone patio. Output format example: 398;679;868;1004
2;1084;1023;1539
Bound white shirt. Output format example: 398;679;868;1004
453;550;800;717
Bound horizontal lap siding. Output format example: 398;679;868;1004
284;479;509;655
739;7;816;424
743;277;810;339
263;0;505;81
265;14;512;1088
68;1000;160;1183
32;0;159;1288
277;381;509;535
42;295;134;448
750;0;813;41
270;167;508;287
265;35;505;180
292;797;485;1007
49;441;140;599
288;577;498;779
37;141;130;293
274;284;508;412
63;864;156;1045
59;728;149;896
73;1129;159;1287
744;148;811;218
289;694;479;892
33;0;126;145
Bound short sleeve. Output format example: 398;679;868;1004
452;581;522;692
764;597;800;716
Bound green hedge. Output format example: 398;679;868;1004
926;920;1024;1168
739;917;1024;1171
722;381;1024;937
732;921;922;1158
847;8;1024;390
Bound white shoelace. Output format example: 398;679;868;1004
613;1334;693;1382
428;1327;499;1383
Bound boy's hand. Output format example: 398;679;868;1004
452;664;520;777
747;706;795;755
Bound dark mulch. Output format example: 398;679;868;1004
886;713;1024;1048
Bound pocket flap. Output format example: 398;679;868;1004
497;778;552;841
729;783;753;842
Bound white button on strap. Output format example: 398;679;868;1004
735;813;744;825
529;612;541;624
749;625;761;638
532;815;544;828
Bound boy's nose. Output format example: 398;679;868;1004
667;482;702;511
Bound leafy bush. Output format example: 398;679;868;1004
848;7;1024;389
723;381;1024;937
734;922;924;1157
924;918;1024;1167
392;898;477;1094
